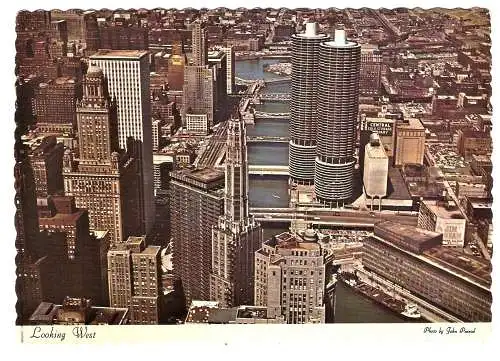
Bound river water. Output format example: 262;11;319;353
238;58;409;323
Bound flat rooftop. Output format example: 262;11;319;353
29;302;128;325
236;306;269;319
375;221;442;247
126;236;146;246
267;232;321;250
91;49;148;59
422;246;491;288
422;200;464;220
366;143;387;159
397;118;424;130
186;167;225;183
387;166;411;200
140;246;161;256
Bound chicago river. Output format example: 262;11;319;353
237;58;406;323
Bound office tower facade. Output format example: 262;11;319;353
208;49;228;122
107;236;162;324
314;30;361;207
167;41;188;91
63;65;141;245
221;46;235;94
360;44;382;96
394;118;425;166
254;231;332;324
363;133;389;211
191;20;207;66
15;148;41;253
131;244;162;324
27;136;64;201
82;11;100;53
169;168;225;303
182;65;215;128
289;23;329;184
38;196;90;260
210;112;263;307
90;50;154;235
15;148;46;323
37;196;108;305
33;77;82;135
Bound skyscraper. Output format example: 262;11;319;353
169;167;225;303
360;44;382;96
33;77;82;135
167;41;188;91
131;244;162;324
254;230;334;324
314;30;361;207
107;236;162;324
221;46;235;95
210;111;263;307
90;50;154;235
289;23;329;184
14;147;46;323
191;20;207;67
63;65;141;245
182;65;215;130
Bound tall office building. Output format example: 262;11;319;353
107;236;162;324
360;44;382;96
394;118;425;166
37;196;109;306
191;20;207;66
169;168;225;303
289;23;329;184
182;65;215;129
314;30;361;207
63;65;141;245
15;148;41;254
131;244;162;324
33;77;82;135
27;136;64;201
90;50;154;236
15;149;46;323
254;231;334;324
210;112;263;307
221;46;235;94
167;41;188;91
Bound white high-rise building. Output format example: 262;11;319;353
363;133;389;211
221;46;235;94
90;50;155;235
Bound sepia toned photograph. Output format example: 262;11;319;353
12;2;493;340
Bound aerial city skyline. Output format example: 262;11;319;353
14;8;492;325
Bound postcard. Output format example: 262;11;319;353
6;0;497;355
